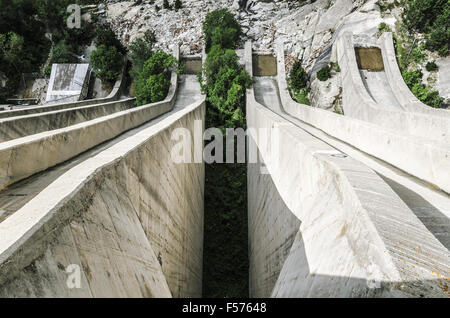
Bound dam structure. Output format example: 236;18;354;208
0;34;448;298
0;47;206;297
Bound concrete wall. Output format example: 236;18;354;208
276;41;450;195
246;42;449;297
0;68;179;191
0;57;129;120
337;32;450;144
379;32;450;120
0;98;135;142
0;100;205;298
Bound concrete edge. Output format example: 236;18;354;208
276;39;450;194
0;97;206;288
0;46;181;190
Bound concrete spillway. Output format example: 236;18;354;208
0;52;206;298
247;41;449;297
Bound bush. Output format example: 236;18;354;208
134;50;177;106
426;61;439;72
289;61;308;90
90;44;124;82
317;65;331;81
411;83;444;108
51;40;78;64
95;25;126;54
203;9;241;52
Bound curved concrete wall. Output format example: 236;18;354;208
379;32;450;118
0;98;135;142
0;66;179;191
275;41;450;194
0;57;129;120
337;32;450;144
247;41;449;297
0;100;205;297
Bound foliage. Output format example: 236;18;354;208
402;69;443;108
129;31;157;76
425;61;438;72
133;50;177;106
403;0;449;56
411;83;444;108
378;22;392;36
90;44;124;83
293;87;310;105
199;45;252;129
95;25;126;54
203;9;242;52
174;0;183;10
163;0;171;10
317;65;331;81
51;40;79;64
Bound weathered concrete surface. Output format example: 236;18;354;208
247;41;449;298
248;148;301;298
337;32;450;144
0;58;128;120
0;98;135;142
0;66;178;191
275;41;450;194
0;97;205;297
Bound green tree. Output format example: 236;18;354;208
203;9;242;52
90;44;124;82
289;61;308;90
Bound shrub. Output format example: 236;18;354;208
411;45;426;64
317;65;331;81
51;40;78;64
129;36;155;76
289;61;308;90
403;0;449;56
198;44;252;129
90;44;124;82
203;9;241;52
44;65;52;77
163;0;171;10
134;50;177;106
378;22;392;35
294;88;310;105
426;61;439;72
95;25;126;54
402;69;423;88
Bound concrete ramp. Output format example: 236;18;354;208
0;75;206;298
247;42;449;297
